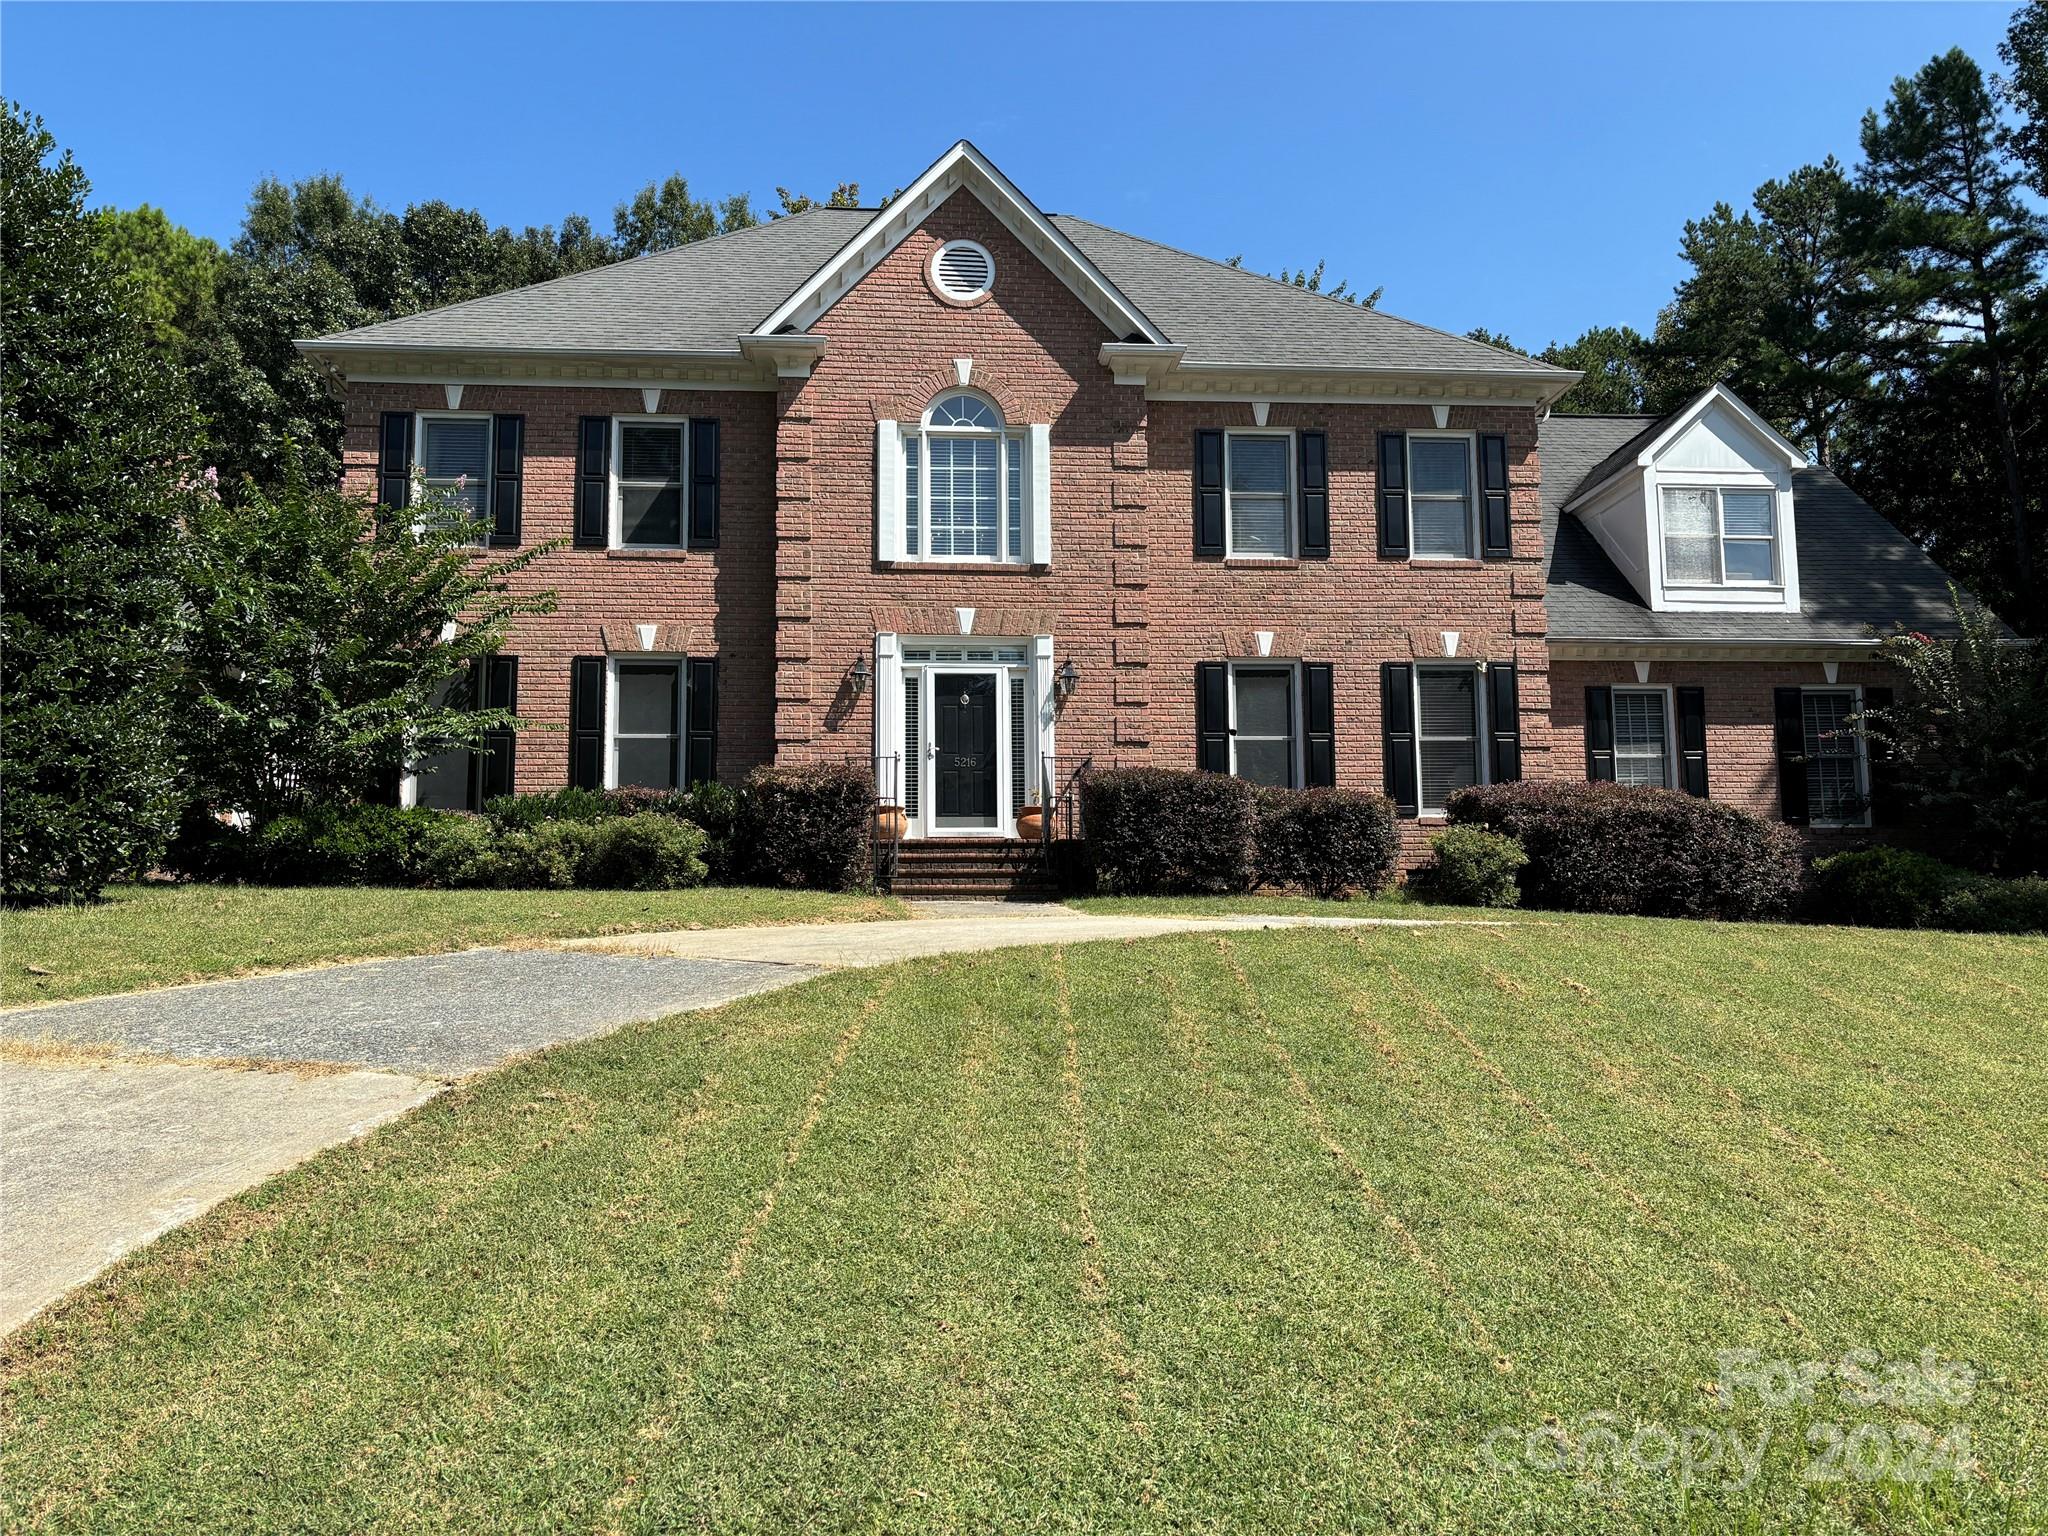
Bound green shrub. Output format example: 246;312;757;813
740;764;874;891
491;821;597;889
675;780;742;882
580;815;707;891
246;804;444;885
1416;826;1527;908
483;786;611;832
1808;846;2048;933
1080;768;1256;896
165;804;252;883
1254;787;1399;898
1448;782;1802;920
413;813;500;889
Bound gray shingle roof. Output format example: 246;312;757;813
1539;414;1969;642
307;202;1569;381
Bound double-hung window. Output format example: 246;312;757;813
418;415;492;540
1224;433;1291;557
1661;486;1777;586
614;662;682;789
1408;435;1475;559
1229;665;1297;787
1416;666;1483;814
904;393;1024;562
1611;688;1672;789
1802;687;1868;827
615;420;686;548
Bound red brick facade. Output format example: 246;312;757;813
338;187;1894;848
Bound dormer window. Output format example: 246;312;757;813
1660;486;1778;587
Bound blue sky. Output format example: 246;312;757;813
2;2;2021;348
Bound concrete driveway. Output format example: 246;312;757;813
1;904;1468;1332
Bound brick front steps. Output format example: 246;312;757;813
886;837;1058;900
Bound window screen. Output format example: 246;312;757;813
1613;690;1669;788
615;663;679;789
420;418;491;529
1226;435;1290;557
1231;668;1294;787
1410;438;1473;558
1417;668;1480;812
1661;488;1720;584
1802;690;1863;824
618;424;684;547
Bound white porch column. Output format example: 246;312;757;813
874;632;903;807
1028;633;1055;801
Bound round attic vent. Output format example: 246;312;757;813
931;240;994;303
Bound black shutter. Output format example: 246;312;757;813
1298;430;1330;559
489;415;524;547
1860;685;1895;824
575;417;610;548
1195;661;1230;772
1194;430;1225;556
1479;433;1511;559
1584;686;1616;781
1377;432;1408;558
1675;686;1709;798
685;657;718;787
688;417;720;548
1487;663;1521;783
1381;662;1417;816
475;654;519;803
1303;662;1335;787
1774;687;1809;825
569;656;606;790
378;412;413;510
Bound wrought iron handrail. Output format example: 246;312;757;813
1038;753;1092;847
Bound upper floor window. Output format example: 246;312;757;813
1225;433;1292;558
904;392;1024;562
418;414;492;540
1661;486;1777;587
615;419;686;548
1408;434;1475;559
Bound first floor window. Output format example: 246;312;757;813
1409;435;1475;559
419;415;491;536
1225;433;1291;557
616;421;685;547
413;667;477;810
1802;689;1866;826
1417;667;1481;813
615;662;681;788
1612;688;1671;788
1661;486;1777;587
1230;666;1296;787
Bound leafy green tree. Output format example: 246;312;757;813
1225;254;1381;307
1997;0;2048;198
1863;593;2048;874
1542;326;1661;414
2;104;197;903
774;182;863;216
1858;48;2046;626
95;203;222;355
177;461;560;821
1464;326;1521;353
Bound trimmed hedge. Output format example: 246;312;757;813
1415;826;1526;908
1446;781;1803;920
581;816;708;890
1807;846;2048;934
1254;787;1399;898
1081;768;1257;896
740;763;875;892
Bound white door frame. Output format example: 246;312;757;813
876;634;1053;841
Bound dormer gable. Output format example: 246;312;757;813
1562;384;1808;615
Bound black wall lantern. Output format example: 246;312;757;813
848;655;872;695
1055;659;1079;700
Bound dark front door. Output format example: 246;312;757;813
934;672;998;822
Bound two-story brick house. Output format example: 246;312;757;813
300;142;1966;878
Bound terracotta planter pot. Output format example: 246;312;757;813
1015;806;1046;841
874;806;908;841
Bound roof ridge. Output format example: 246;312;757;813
1051;213;1571;373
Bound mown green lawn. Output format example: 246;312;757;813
1068;890;1483;921
0;883;903;1006
4;917;2044;1531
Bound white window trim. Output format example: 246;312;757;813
610;416;689;551
605;654;685;791
1611;684;1677;791
1801;683;1871;830
1414;662;1490;817
1226;660;1303;788
902;393;1026;565
1658;481;1780;590
414;411;494;540
1223;431;1295;560
1406;431;1479;562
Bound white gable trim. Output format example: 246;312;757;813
753;140;1167;345
1565;383;1807;514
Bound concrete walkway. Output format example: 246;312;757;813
1;902;1471;1333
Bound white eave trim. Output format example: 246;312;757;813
1144;359;1580;408
755;139;1168;345
293;338;780;391
1549;636;1883;663
737;332;828;378
1563;382;1808;513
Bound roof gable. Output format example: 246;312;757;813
752;141;1166;345
1564;384;1806;512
